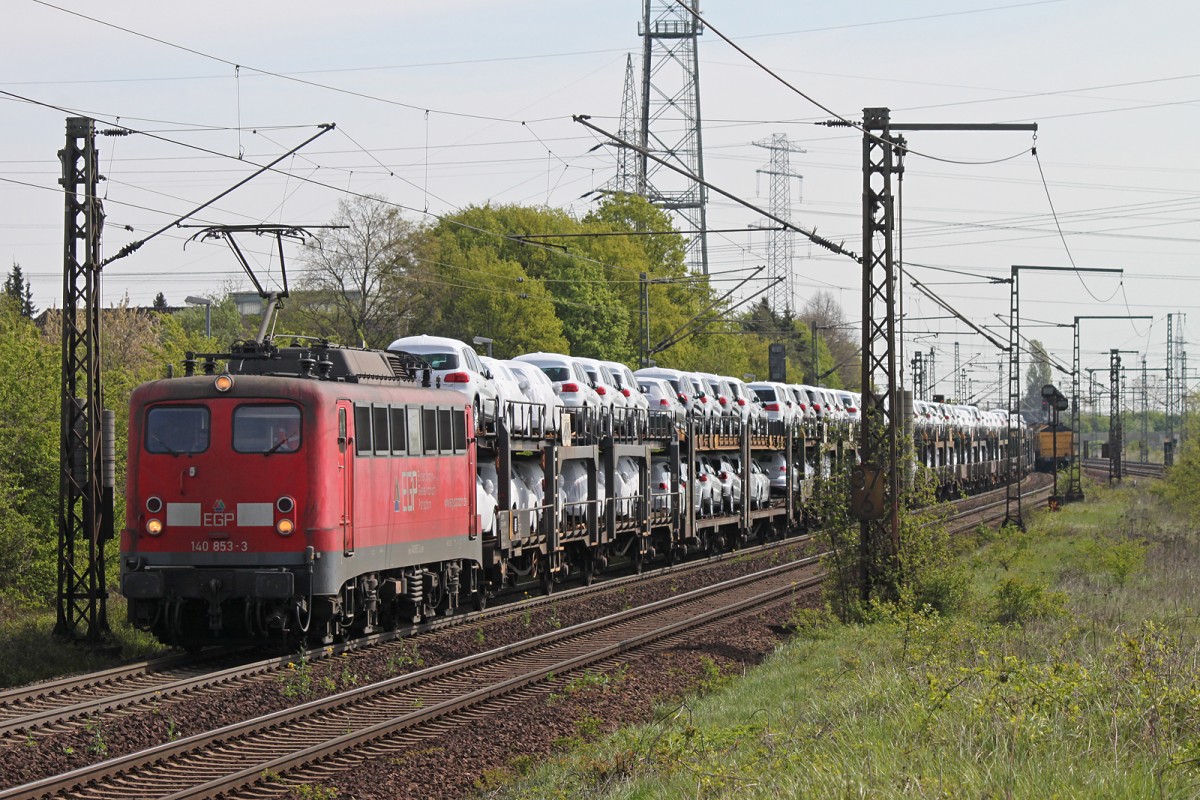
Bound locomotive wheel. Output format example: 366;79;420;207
539;553;555;595
632;549;645;574
474;591;488;612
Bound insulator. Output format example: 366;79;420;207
102;409;116;489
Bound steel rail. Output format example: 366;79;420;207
0;533;811;742
2;556;822;800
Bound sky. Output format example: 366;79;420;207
2;0;1198;407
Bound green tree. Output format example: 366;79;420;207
1024;339;1053;420
152;292;169;311
3;262;36;319
407;228;567;358
174;294;249;348
800;290;858;389
0;298;61;601
299;195;422;347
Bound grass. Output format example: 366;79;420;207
483;479;1200;799
0;592;170;690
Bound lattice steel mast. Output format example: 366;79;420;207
754;134;804;312
1109;349;1123;482
613;54;643;195
56;117;113;641
639;0;709;274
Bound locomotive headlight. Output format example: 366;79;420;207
146;518;164;536
145;496;163;514
276;496;295;514
276;518;295;536
214;374;234;392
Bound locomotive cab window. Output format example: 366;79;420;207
146;406;210;455
354;405;372;455
233;405;301;454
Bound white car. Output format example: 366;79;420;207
480;356;528;432
478;461;536;536
650;459;675;512
637;376;687;424
613;455;642;518
837;391;860;422
723;377;764;424
732;456;770;509
388;335;499;426
697;372;734;417
635;367;709;419
561;459;604;521
574;356;628;413
513;458;560;529
749;381;799;425
681;372;720;419
600;360;649;412
476;473;498;536
694;461;719;515
787;385;815;420
505;360;565;432
514;352;602;412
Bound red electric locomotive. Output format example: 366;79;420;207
121;341;484;647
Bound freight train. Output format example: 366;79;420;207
120;339;1031;647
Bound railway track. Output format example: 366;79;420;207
0;479;1041;796
1081;458;1166;479
0;528;812;744
1;555;823;800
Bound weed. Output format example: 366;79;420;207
384;640;423;674
338;664;359;689
290;783;337;800
696;655;725;692
548;609;562;629
520;607;533;628
991;576;1067;626
23;735;36;748
475;627;486;646
574;713;603;740
787;604;837;640
280;656;314;699
166;716;179;742
1082;536;1148;587
84;720;107;756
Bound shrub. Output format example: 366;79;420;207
991;577;1066;626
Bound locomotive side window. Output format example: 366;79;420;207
146;406;210;455
233;405;302;454
406;408;422;454
390;407;407;455
438;408;453;454
452;408;467;452
423;407;438;454
372;406;390;454
353;405;372;455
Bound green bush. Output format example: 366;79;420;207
991;577;1066;626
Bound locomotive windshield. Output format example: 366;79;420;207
233;405;302;454
146;406;210;455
